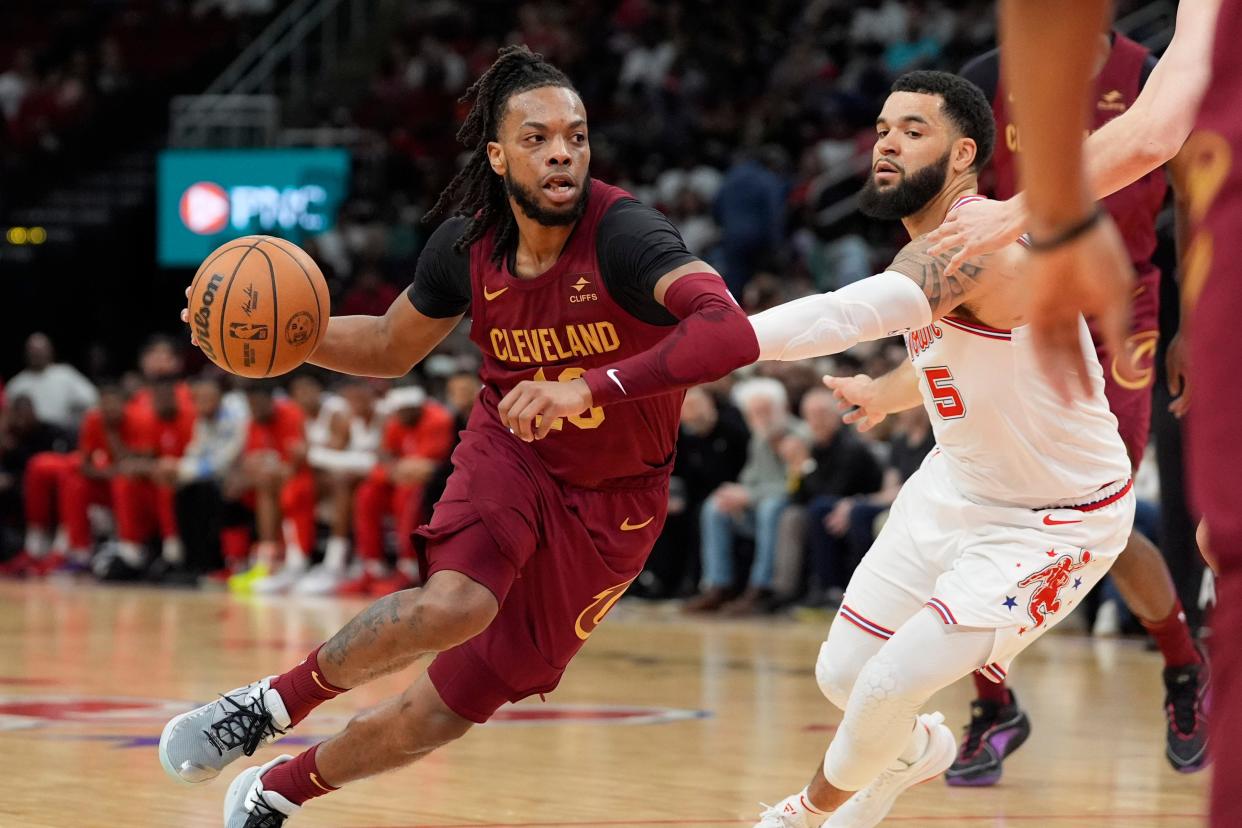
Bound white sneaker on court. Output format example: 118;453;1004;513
291;565;347;596
754;797;815;828
825;712;957;827
159;677;290;783
253;567;307;595
224;754;300;828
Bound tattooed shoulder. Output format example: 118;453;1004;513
887;236;989;318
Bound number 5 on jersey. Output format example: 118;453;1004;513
923;366;965;419
532;366;606;431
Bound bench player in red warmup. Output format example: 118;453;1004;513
159;45;758;827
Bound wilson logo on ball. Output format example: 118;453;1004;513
179;182;230;235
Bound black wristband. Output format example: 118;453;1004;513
1025;206;1106;252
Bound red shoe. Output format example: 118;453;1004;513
200;567;237;585
0;552;36;578
30;553;67;576
367;571;416;597
336;571;378;597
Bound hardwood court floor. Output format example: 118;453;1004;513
0;580;1208;827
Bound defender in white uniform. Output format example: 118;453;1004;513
747;71;1134;828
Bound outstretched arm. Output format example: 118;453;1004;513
929;0;1219;269
750;236;990;363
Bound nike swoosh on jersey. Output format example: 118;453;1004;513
620;515;654;531
483;285;509;301
1042;515;1083;526
606;368;626;394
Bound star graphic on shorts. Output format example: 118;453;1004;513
1073;577;1083;589
1003;596;1018;610
1018;627;1028;636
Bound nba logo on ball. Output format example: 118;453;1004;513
179;182;230;235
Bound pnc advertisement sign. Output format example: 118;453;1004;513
158;148;350;266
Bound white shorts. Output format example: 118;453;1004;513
839;450;1134;682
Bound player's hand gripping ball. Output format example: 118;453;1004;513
182;236;330;378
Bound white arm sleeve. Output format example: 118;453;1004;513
749;271;933;362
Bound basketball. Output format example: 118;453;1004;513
186;235;330;378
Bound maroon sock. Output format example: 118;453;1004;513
972;670;1013;706
262;743;338;807
270;644;347;727
1141;598;1201;669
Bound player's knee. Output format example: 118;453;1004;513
413;575;498;650
814;640;858;710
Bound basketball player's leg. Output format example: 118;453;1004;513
760;611;994;827
159;522;504;785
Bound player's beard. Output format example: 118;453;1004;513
857;151;951;220
505;173;591;227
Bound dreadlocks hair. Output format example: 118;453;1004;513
424;44;577;263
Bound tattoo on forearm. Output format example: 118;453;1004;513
889;237;987;318
322;594;405;666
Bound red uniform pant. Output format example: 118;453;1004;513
24;452;107;550
353;468;424;562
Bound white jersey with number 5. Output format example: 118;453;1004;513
905;311;1130;508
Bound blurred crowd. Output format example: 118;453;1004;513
0;0;1168;620
0;328;948;615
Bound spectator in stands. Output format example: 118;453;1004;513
774;387;885;606
803;405;934;605
157;374;248;577
6;333;98;430
0;395;70;564
339;265;401;317
344;386;455;597
686;377;806;615
0;48;33;121
639;386;750;600
222;382;312;593
713;145;791;294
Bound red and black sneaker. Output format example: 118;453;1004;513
944;691;1031;787
1164;652;1210;773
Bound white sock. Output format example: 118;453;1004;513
116;541;145;568
253;541;279;567
364;559;388;577
284;545;309;572
281;520;309;571
323;536;349;571
161;537;184;565
25;527;50;558
897;718;930;765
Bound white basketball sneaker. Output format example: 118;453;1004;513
159;677;291;783
826;712;957;827
224;754;300;827
291;564;348;596
754;793;825;827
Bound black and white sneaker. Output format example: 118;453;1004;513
159;677;291;784
224;755;300;828
1164;656;1210;773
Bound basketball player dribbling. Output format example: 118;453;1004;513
746;71;1135;827
159;46;759;827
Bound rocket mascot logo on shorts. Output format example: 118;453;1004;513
1017;550;1092;628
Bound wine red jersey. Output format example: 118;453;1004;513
467;181;682;488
